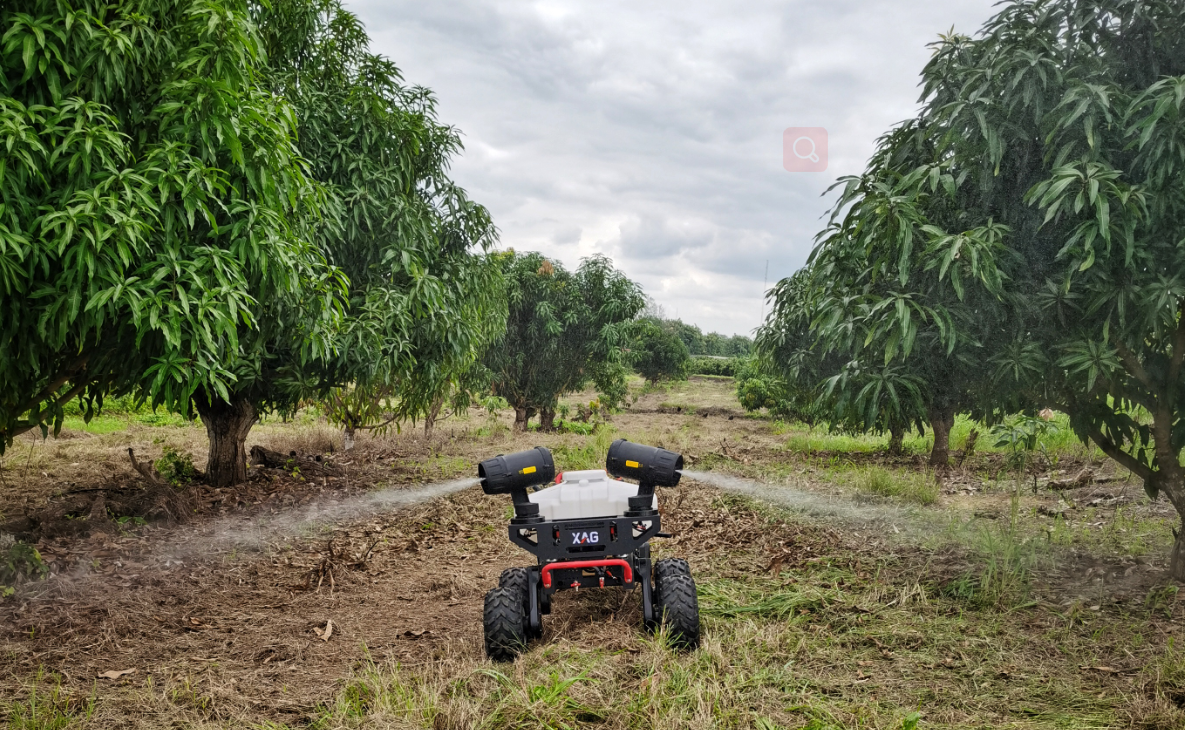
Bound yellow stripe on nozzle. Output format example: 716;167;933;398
521;466;537;474
625;460;640;468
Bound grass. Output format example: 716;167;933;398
4;672;94;730
405;454;471;480
1046;503;1177;557
852;467;939;506
549;427;618;471
935;513;1042;608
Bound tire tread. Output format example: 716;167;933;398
653;558;699;650
484;585;527;661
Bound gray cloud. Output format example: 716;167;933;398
351;0;998;336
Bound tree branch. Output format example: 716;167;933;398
28;354;91;407
1170;298;1185;384
3;380;90;441
355;413;397;431
1088;427;1154;482
1113;338;1155;393
127;447;164;486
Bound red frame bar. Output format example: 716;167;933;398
541;559;633;589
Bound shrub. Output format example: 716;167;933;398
155;447;199;487
688;357;739;377
1;538;48;597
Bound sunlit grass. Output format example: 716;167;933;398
774;412;1101;461
61;415;128;435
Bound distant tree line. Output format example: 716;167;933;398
657;319;753;358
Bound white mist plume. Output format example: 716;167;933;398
147;477;479;567
679;470;912;526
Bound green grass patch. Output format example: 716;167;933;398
775;412;1100;463
60;415;128;434
4;672;94;729
406;454;471;480
853;467;939;506
550;427;617;471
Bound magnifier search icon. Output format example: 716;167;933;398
792;136;819;163
782;127;828;172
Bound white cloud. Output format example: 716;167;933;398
349;0;999;336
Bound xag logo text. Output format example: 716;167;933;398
572;531;599;545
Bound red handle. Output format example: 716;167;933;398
541;559;633;588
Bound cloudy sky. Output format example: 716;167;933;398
349;0;999;337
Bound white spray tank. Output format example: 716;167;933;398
528;469;655;521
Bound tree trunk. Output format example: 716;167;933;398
343;424;356;451
513;407;529;432
195;394;258;488
424;396;445;436
539;408;556;432
888;424;905;456
928;407;955;467
1171;527;1185;583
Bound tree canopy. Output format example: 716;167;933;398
485;252;644;431
254;0;505;448
0;0;502;486
656;317;752;358
0;0;340;463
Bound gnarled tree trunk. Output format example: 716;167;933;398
424;396;445;436
928;406;955;467
195;394;258;487
539;408;556;432
888;424;905;455
513;406;537;432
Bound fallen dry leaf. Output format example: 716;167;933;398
98;669;136;680
402;629;433;639
314;619;334;642
1080;665;1123;674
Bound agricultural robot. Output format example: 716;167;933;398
478;440;699;661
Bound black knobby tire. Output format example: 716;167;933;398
499;567;530;594
500;567;541;638
484;584;528;662
653;558;700;650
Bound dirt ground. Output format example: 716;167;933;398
1;378;1183;728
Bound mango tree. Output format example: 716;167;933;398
910;0;1185;575
0;0;342;481
253;0;504;453
630;318;690;384
759;122;1009;463
486;253;644;431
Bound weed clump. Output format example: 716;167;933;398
155;446;198;487
1;536;48;597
